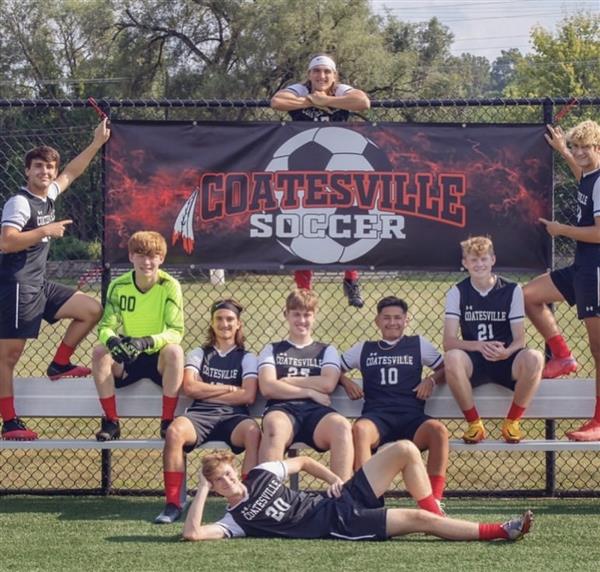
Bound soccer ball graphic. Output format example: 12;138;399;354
264;127;392;264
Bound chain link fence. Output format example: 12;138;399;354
1;97;600;497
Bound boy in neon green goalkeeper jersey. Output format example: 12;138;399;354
92;230;184;441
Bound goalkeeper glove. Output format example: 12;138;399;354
107;336;130;364
122;336;154;352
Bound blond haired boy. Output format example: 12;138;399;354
443;236;543;443
92;230;184;440
524;120;600;440
257;289;352;480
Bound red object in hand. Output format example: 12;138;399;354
87;96;107;120
554;98;578;124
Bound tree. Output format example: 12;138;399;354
505;13;600;97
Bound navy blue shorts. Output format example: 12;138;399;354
324;468;387;541
115;352;162;386
0;280;75;339
551;264;600;319
263;400;337;452
182;409;253;454
360;408;430;447
466;350;523;389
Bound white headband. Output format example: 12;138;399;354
308;55;336;72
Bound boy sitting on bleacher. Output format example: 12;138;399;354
443;236;544;444
92;231;184;441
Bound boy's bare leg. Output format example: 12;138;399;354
523;275;564;339
352;418;380;471
259;411;294;462
386;508;480;539
54;292;102;349
313;413;353;481
231;419;262;475
158;344;184;398
511;349;544;407
362;440;430;500
443;349;475;410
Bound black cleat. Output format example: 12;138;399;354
1;417;38;440
342;279;364;308
154;503;182;524
96;418;121;441
160;419;172;439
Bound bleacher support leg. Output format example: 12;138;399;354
101;449;112;495
545;419;556;496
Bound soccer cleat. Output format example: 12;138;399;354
462;420;486;444
47;361;92;381
154;503;183;524
501;419;524;444
542;355;578;379
342;279;364;308
1;418;38;440
160;419;172;439
95;418;121;441
566;419;600;441
501;510;533;541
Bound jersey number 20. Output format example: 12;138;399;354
265;498;291;521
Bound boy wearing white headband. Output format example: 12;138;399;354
270;53;371;308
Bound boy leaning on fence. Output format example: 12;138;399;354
524;120;600;441
92;230;184;441
0;119;110;441
443;236;544;444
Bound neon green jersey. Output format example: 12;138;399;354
98;269;184;353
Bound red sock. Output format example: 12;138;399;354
100;396;118;421
463;406;480;423
294;270;312;290
507;402;526;421
478;523;508;540
546;334;571;359
164;471;184;507
344;270;359;282
594;400;600;423
417;494;443;515
53;342;75;366
0;396;16;422
429;475;446;500
162;395;178;421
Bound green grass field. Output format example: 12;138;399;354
1;496;599;571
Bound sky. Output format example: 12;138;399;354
370;0;600;62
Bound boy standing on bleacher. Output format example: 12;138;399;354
0;119;110;440
524;121;600;441
443;236;544;444
92;230;184;441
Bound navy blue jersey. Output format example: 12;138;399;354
445;276;524;346
258;340;340;407
185;345;257;415
341;337;442;413
574;168;600;266
215;462;327;539
0;184;58;284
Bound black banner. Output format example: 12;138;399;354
105;121;552;270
